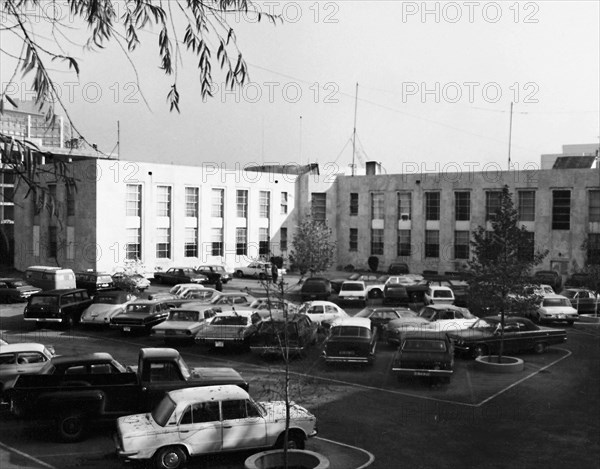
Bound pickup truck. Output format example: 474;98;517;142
5;348;248;442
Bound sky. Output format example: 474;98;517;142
2;1;599;174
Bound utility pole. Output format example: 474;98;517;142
351;83;358;177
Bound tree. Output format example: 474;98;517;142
289;214;336;276
468;185;548;361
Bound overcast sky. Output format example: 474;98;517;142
2;1;599;174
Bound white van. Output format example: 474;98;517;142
424;285;455;305
24;266;76;291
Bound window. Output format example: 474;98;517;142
211;228;223;256
398;229;411;256
371;193;384;220
259;227;269;256
126;184;142;217
371;228;384;255
259;191;270;218
126;228;141;260
425;192;440;221
236;227;247;255
425;230;439;258
588;233;600;264
156;186;171;217
184;228;198;257
280;227;287;251
518;191;535;222
156;228;171;258
517;231;534;262
185;187;199;217
221;400;248;420
312;193;326;221
281;192;288;215
180;402;220;425
350;193;359;216
552;190;571;230
48;226;57;258
454;192;470;221
66;184;75;217
485;191;502;221
349;228;358;252
237;190;248;218
397;192;411;221
454;231;470;259
589;190;600;223
211;189;224;218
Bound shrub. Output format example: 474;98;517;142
343;264;355;272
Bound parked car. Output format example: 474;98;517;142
417;304;478;332
425;276;470;307
532;294;579;325
152;308;218;343
383;276;427;306
75;271;114;297
297;301;349;329
391;331;454;383
153;268;207;285
247;312;318;357
424;285;455;305
330;273;387;297
447;316;567;358
23;289;93;328
195;265;231;283
115;385;317;468
565;272;595;289
0;278;41;303
234;261;272;279
195;310;262;349
322;317;378;365
384;316;433;346
170;283;206;297
354;306;417;339
337;280;368;307
112;272;150;292
559;288;598;314
249;298;299;317
110;298;172;333
300;277;332;301
0;343;55;394
387;262;409;275
206;291;256;306
80;290;138;326
533;270;563;293
162;288;220;308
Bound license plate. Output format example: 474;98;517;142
414;371;431;376
215;341;224;347
558;314;565;319
123;327;131;332
100;284;108;287
339;351;354;356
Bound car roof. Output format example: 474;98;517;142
32;289;87;296
423;304;465;311
139;348;179;360
401;330;450;340
169;384;249;404
542;294;569;300
51;352;115;365
213;309;256;318
331;317;371;328
0;343;48;353
128;298;166;305
302;300;337;306
341;280;366;286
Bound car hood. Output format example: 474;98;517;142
196;324;246;338
447;329;495;340
83;304;123;318
260;401;315;422
16;286;42;294
117;413;164;439
152;321;202;331
541;306;578;314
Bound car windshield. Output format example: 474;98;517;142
543;298;571;307
419;309;437;320
151;395;177;427
126;304;151;314
561;291;576;299
433;290;453;298
97;275;113;283
471;318;495;329
169;311;199;322
341;283;364;291
94;294;121;304
211;315;249;326
185;291;214;300
29;296;57;307
330;326;371;338
403;339;447;352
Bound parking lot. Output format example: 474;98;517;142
1;276;599;469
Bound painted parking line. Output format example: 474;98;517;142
315;436;375;469
0;441;57;469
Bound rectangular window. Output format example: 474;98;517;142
371;193;384;220
185;187;199;218
211;228;223;256
211;189;224;218
552;190;571;230
397;192;411;221
454;192;470;221
156;186;171;218
237;190;248;218
485;191;502;221
125;228;141;260
281;192;288;215
184;227;198;257
518;191;535;222
517;231;534;262
259;227;270;256
48;226;57;258
280;227;288;251
349;228;358;252
126;184;142;217
425;192;440;221
398;229;411;256
66;184;75;217
371;228;384;255
311;193;326;221
47;184;56;213
454;230;470;259
350;193;359;216
588;233;600;264
589;190;600;223
425;230;439;258
236;228;247;255
156;228;171;258
259;191;270;218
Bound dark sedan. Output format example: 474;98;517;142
447;316;567;358
153;268;207;285
354;306;417;340
322;317;377;365
392;331;454;383
0;278;41;303
110;299;171;333
247;312;318;357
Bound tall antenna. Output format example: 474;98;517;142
351;83;359;177
507;102;513;169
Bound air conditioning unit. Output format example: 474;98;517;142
400;213;410;221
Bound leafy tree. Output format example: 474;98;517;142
289;214;336;276
468;185;548;360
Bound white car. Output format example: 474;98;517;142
424;286;455;305
151;308;217;343
0;343;55;392
80;290;138;326
234;261;272;279
533;294;579;325
417;305;478;332
249;298;299;317
337;280;368;306
297;301;349;328
169;283;206;297
115;385;317;468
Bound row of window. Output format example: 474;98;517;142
126;185;289;219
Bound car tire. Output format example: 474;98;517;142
154;446;187;469
63;315;75;329
533;342;547;354
370;289;382;299
57;411;86;442
472;344;487;358
567;320;574;326
275;432;305;450
235;270;244;278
